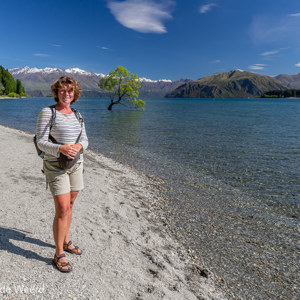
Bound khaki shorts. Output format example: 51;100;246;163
43;161;84;196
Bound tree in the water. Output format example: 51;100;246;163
98;66;145;111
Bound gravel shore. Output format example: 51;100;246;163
0;125;226;300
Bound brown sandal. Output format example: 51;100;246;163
53;253;72;273
63;241;82;255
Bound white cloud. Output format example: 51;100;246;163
97;46;112;50
295;62;300;67
50;44;62;47
107;0;174;34
34;53;50;57
289;13;300;17
248;64;266;70
212;59;221;63
260;50;279;56
199;3;217;14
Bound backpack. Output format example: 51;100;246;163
33;105;83;159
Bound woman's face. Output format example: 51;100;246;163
58;84;74;106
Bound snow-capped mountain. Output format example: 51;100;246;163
139;77;172;83
10;66;63;75
65;67;105;77
10;66;172;82
10;66;105;77
9;66;190;97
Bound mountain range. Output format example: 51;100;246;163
166;70;291;98
9;67;300;98
9;67;190;98
275;73;300;89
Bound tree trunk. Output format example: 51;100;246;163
108;102;114;110
108;100;120;111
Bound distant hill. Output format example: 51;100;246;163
275;73;300;89
138;79;192;97
166;70;289;98
9;67;190;98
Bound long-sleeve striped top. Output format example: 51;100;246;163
35;106;88;162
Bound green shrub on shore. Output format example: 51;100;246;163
7;92;20;97
260;94;279;98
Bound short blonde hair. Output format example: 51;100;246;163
51;76;82;104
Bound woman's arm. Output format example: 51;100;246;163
36;107;60;157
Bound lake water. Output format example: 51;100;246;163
0;97;299;299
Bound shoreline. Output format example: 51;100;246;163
0;96;27;100
0;125;226;299
0;96;30;100
0;96;15;100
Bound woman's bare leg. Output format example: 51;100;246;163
53;192;71;262
64;191;79;247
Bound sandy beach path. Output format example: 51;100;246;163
0;125;226;300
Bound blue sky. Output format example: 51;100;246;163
1;0;300;80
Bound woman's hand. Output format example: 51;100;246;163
59;144;83;159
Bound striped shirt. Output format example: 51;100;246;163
36;107;88;162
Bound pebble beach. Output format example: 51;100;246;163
0;125;226;300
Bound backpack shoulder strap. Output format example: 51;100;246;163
47;105;58;143
71;108;84;143
48;105;56;129
71;108;84;127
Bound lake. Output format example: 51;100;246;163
0;97;299;299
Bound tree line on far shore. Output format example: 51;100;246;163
261;89;300;98
0;65;26;97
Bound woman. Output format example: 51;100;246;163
36;76;88;272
